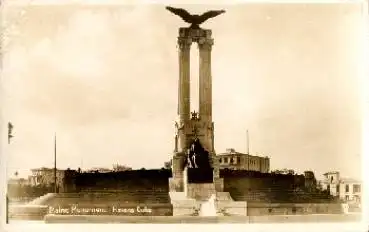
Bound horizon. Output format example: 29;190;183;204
8;165;362;182
2;3;364;181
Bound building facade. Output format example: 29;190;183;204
29;167;65;190
85;167;112;173
217;148;270;173
320;171;361;203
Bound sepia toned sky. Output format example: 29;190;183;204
1;3;364;180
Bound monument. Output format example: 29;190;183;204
166;6;247;216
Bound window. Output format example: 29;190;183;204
345;184;350;193
230;158;234;164
345;195;350;201
219;158;222;163
224;157;228;163
237;157;241;164
353;184;361;193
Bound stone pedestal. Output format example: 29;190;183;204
185;183;216;201
169;191;248;216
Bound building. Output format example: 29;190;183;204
271;169;295;175
112;164;132;172
216;148;270;173
28;167;65;192
85;167;112;173
319;171;361;203
29;167;64;186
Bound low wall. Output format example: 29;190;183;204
61;169;334;205
8;205;48;220
44;214;361;224
247;203;343;216
44;191;171;205
9;203;173;220
66;169;171;192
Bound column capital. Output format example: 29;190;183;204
177;37;192;50
198;38;214;50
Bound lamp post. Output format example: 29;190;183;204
6;122;14;224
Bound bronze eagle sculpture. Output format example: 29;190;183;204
166;6;225;29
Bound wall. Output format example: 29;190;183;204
64;169;172;192
218;153;269;173
337;183;361;202
220;170;335;203
247;202;343;216
29;169;64;187
7;184;54;201
62;169;334;204
44;213;361;223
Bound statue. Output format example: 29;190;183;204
185;138;211;169
166;6;226;29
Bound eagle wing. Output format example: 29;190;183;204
198;10;226;24
165;6;192;23
166;6;193;24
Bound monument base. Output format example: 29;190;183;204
169;177;184;192
169;191;247;216
185;183;216;200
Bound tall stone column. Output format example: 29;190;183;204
177;37;192;152
177;37;191;123
198;35;214;152
198;37;213;123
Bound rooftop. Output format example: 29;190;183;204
323;171;339;175
321;177;361;184
340;178;361;183
217;148;269;158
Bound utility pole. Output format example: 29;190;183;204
54;133;57;193
246;130;250;155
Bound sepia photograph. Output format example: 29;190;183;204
1;0;367;227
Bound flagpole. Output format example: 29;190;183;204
54;133;57;193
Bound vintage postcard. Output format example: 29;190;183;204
1;0;367;231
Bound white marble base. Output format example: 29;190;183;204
169;191;247;216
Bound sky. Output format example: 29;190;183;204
1;3;365;180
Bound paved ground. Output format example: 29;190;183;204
7;213;361;224
40;213;362;223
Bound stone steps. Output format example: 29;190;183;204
230;189;336;203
